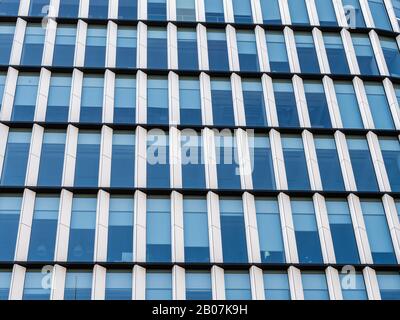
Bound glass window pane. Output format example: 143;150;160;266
207;30;229;71
377;272;400;300
148;28;168;69
250;135;276;190
352;34;380;75
178;29;198;70
58;0;79;18
114;76;136;124
205;0;224;22
380;36;400;77
304;81;332;128
315;0;337;26
146;271;172;300
176;0;196;21
365;82;394;130
53;25;76;67
334;81;364;129
342;0;366;28
340;272;368;300
181;133;206;189
147;77;168;125
89;0;108;19
288;0;310;25
116;27;137;69
0;270;12;300
266;31;290;72
0;24;15;65
263;271;291;300
85;26;106;68
295;32;320;73
105;271;132;300
12;74;39;122
260;0;281;24
118;0;137;20
23;270;51;300
232;0;253;23
64;271;92;300
273;80;300;127
46;74;72;123
225;272;252;300
215;134;241;189
147;131;170;188
211;79;234;126
111;132;135;188
179;77;202;125
186;271;212;300
0;195;22;261
242;79;267;127
368;0;392;30
302;272;329;300
21;24;45;66
380;138;400;192
323;33;350;74
148;0;167;20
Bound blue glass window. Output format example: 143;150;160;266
342;0;366;28
304;81;332;128
23;271;50;300
380;36;400;77
0;24;15;65
0;74;4;111
148;28;167;69
147;131;170;188
288;0;310;25
314;136;345;191
237;31;260;72
105;271;132;300
179;77;202;125
204;0;224;22
243;80;267;127
176;0;196;21
28;196;59;261
118;0;137;20
211;79;234;126
323;33;350;74
1;131;31;186
74;132;101;187
107;197;134;262
273;80;300;127
256;198;285;263
216;134;241;189
326;200;360;264
21;24;45;65
361;200;397;264
178;29;198;70
220;198;248;263
114;76;136;124
302;272;329;300
37;131;66;187
232;0;253;24
58;0;79;18
207;30;229;71
85;26;106;68
183;197;209;262
315;0;338;26
88;0;108;19
80;75;104;123
186;272;212;300
264;272;290;300
181;133;206;189
148;77;168;125
64;271;92;300
67;196;97;262
29;0;49;16
0;0;19;16
225;272;251;300
250;135;276;190
53;25;76;67
352;34;380;75
146;271;172;300
394;0;400;28
347;137;379;192
380;138;400;192
46;74;71;122
111;132;135;188
368;0;392;30
365;82;394;129
340;272;368;300
295;32;320;73
116;27;137;69
0;270;11;300
265;31;290;72
0;195;22;261
282;136;311;191
11;74;39;122
146;197;171;262
260;0;281;24
334;81;364;129
148;0;167;20
377;272;400;300
291;199;323;263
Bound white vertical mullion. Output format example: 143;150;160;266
98;125;113;188
42;19;57;66
103;69;115;124
137;22;147;69
172;265;185;300
226;25;239;72
196;0;206;22
359;0;375;28
292;75;311;128
69;69;83;123
323;76;343;128
302;130;322;191
305;0;319;26
136;71;147;125
1;67;18;122
312;27;330;74
91;265;107;300
134;190;147;263
9;265;26;300
288;266;304;300
383;0;400;32
54;189;73;262
19;0;31;16
242;192;260;264
168;0;177;21
269;129;288;190
284;27;300;73
137;0;147;20
363;267;381;300
203;127;218;189
78;0;89;18
334;131;357;191
168;23;178;70
255;26;269;72
250;266;265;300
279;0;292;25
383;78;400;130
106;21;117;69
34;68;51;122
369;30;389;76
133;265;146;300
250;0;262;23
353;77;374;129
135;126;147;188
236;129;252;190
231;73;245;126
382;195;400;263
25;124;44;187
0;124;10;179
62;125;78;187
171;191;184;263
49;0;61;17
326;267;343;300
223;0;234;23
94;190;110;262
10;18;27;66
211;266;225;300
333;0;348;27
74;20;87;68
50;264;66;300
340;29;360;75
261;75;278;127
200;73;212;125
208;191;223;263
169;126;182;188
109;0;118;19
197;24;209;70
168;71;180;126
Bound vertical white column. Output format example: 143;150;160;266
171;191;184;263
69;69;83;123
242;192;261;263
226;25;239;72
42;19;57;66
0;124;9;179
106;21;117;69
0;67;18;122
302;130;322;191
92;265;106;300
78;0;89;18
109;0;119;19
288;266;304;300
341;29;360;75
223;0;234;23
34;68;51;122
54;189;73;262
255;26;269;72
49;0;61;17
134;191;147;263
333;0;349;28
236;129;252;190
383;78;400;130
279;0;292;25
323;76;343;128
136;71;147;125
135;126;147;188
169;71;180;126
168;23;178;70
369;30;389;76
197;24;209;71
103;70;115;124
9;18;27;65
383;0;400;32
382;195;400;263
208;192;223;263
137;22;147;69
231;73;246;126
9;265;26;300
203;127;218;189
312;27;330;74
172;266;185;300
269;129;288;190
137;0;147;20
292;75;311;128
62;125;79;187
353;77;374;129
50;264;66;300
363;267;381;300
262;75;278;127
211;266;225;300
133;265;146;300
334;131;357;191
168;0;177;21
305;0;319;26
170;127;182;188
250;0;263;24
98;126;113;188
200;73;212;125
284;27;300;73
74;20;87;67
19;0;31;16
250;266;265;300
196;0;206;22
326;267;343;300
359;0;374;28
94;190;110;262
25;124;44;187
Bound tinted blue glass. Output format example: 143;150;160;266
0;0;19;15
324;33;350;74
111;132;135;188
260;0;281;24
365;82;394;129
243;80;267;127
176;0;196;21
205;0;224;22
183;198;209;262
394;0;400;28
0;196;22;261
340;273;368;300
46;74;71;122
282;136;311;191
225;272;252;300
265;32;290;72
114;76;136;124
147;132;170;188
334;81;364;129
118;0;137;19
237;31;260;72
85;26;106;68
107;197;134;262
0;271;11;300
64;271;92;300
116;27;137;68
105;271;132;300
28;196;59;261
53;25;76;67
314;137;345;191
147;77;168;125
216;134;241;189
380;138;400;192
179;78;202;125
263;272;291;300
220;198;248;263
74;132;101;187
178;29;198;70
315;0;337;26
23;271;50;300
0;74;4;111
304;81;332;128
181;133;206;189
89;0;108;19
67;197;97;262
326;200;360;264
302;272;329;300
352;34;380;75
288;0;310;25
148;28;168;69
146;197;171;262
208;30;229;71
342;0;366;27
11;74;39;122
148;0;167;20
80;75;104;123
58;0;80;18
29;0;49;16
273;80;300;127
291;199;323;263
251;136;276;190
37;132;66;187
232;0;253;23
0;24;15;65
21;24;45;65
1;131;31;186
256;198;285;263
377;272;400;300
380;36;400;77
146;271;172;300
347;137;379;192
295;33;320;73
361;200;397;264
369;0;392;30
186;272;212;300
211;79;235;126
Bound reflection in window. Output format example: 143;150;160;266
342;0;366;28
352;34;380;75
29;0;49;17
340;272;368;300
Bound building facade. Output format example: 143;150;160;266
0;0;400;300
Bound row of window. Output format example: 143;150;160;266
1;21;400;76
0;266;399;300
1;0;399;32
1;192;400;265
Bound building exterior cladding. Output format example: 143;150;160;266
1;0;400;301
